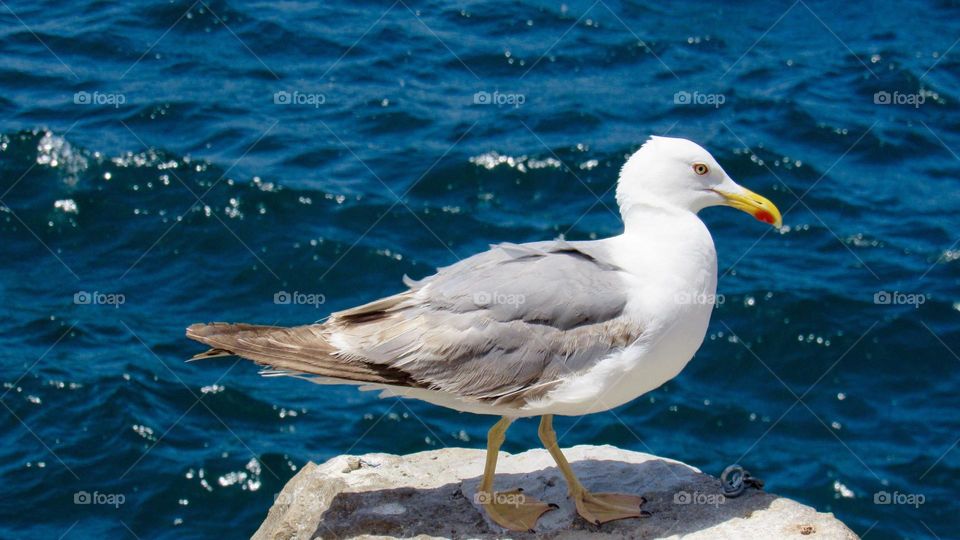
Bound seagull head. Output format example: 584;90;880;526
616;136;782;228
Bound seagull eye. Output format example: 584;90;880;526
693;163;709;175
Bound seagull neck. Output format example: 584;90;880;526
619;201;700;237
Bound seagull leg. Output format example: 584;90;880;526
538;415;649;526
478;416;557;532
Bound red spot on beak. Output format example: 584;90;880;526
755;210;775;225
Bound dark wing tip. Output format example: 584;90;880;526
187;347;234;362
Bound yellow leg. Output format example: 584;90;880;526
478;416;557;531
538;415;649;526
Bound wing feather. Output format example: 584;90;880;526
186;240;642;407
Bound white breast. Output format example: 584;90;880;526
522;211;718;417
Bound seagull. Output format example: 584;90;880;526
186;136;781;531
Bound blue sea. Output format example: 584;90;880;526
1;1;958;538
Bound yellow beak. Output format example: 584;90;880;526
713;187;782;228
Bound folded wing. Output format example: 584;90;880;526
187;240;642;405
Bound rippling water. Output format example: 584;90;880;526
1;1;958;538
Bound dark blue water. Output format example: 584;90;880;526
1;1;958;538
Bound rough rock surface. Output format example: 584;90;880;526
253;445;857;539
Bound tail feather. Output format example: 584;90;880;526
185;322;416;386
187;347;233;361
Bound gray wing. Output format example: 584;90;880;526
327;240;643;404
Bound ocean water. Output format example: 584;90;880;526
1;1;958;538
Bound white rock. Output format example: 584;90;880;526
254;445;857;539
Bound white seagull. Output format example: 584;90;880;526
187;136;782;531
